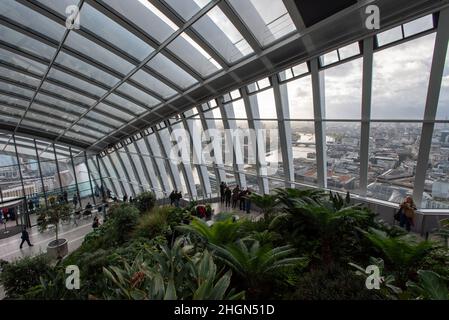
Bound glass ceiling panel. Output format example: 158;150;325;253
106;93;148;114
26;111;71;128
21;119;63;134
47;68;107;97
55;52;120;87
31;102;77;121
64;32;135;75
0;81;34;98
65;131;96;143
71;124;104;138
147;53;197;89
0;66;40;87
403;14;434;38
35;0;79;17
0;25;56;59
41;81;96;106
0;96;29;108
228;0;296;46
0;48;47;75
164;0;210;20
1;0;65;41
0;115;18;126
0;105;24;117
36;93;86;114
104;0;177;44
80;3;154;61
86;110;125;128
167;33;221;77
192;6;253;63
95;102;134;121
115;83;160;108
131;70;177;99
77;118;114;134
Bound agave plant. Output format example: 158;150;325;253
406;270;449;300
210;239;306;297
176;217;242;246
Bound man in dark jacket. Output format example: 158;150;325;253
19;227;33;249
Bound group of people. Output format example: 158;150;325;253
220;182;252;214
169;190;183;207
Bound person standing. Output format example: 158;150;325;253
399;196;416;232
169;190;176;206
19;227;33;249
245;189;252;214
220;182;226;204
239;189;247;211
224;186;232;208
92;216;100;229
123;193;128;203
72;194;78;209
232;186;240;209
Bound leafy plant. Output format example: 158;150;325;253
435;218;449;248
134;191;156;214
0;254;53;299
407;270;449;300
248;193;279;220
37;203;71;241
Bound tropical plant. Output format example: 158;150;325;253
273;188;325;209
133;206;172;240
328;190;351;211
0;254;53;299
406;270;449;300
177;217;242;246
106;203;140;244
435;218;449;248
134;191;156;214
36;202;71;241
248;193;279;220
210;239;306;298
361;228;436;286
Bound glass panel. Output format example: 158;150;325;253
41;81;95;106
256;88;276;119
147;53;198;89
117;151;139;195
106;93;147;115
0;81;34;98
372;34;435;120
127;144;151;189
81;3;154;61
436;44;449;120
74;157;93;203
0;48;47;75
256;120;282;179
323;58;362;120
164;0;210;20
367;122;422;203
0;25;56;58
22;119;63;134
320;50;339;66
131;70;177;99
87;110;125;127
35;0;78;16
101;155;122;197
193;6;253;63
36;93;86;114
377;26;403;47
71;125;104;138
0;96;29;108
95;102;134;121
115;83;160;108
109;153;133;196
284;75;314;119
1;0;65;41
290;121;317;185
423;123;449;209
64;131;96;143
47;68;107;97
65;32;135;75
225;99;247;119
228;0;296;46
26;111;71;128
104;0;177;43
55;52;120;87
0;105;24;117
0;66;40;87
326;122;361;193
78;118;114;134
403;15;434;38
31;102;76;121
167;33;221;77
338;42;360;60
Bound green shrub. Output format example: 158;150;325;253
287;265;385;300
134;191;156;214
0;254;53;298
108;203;140;244
134;206;172;239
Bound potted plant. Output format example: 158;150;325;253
37;203;71;259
